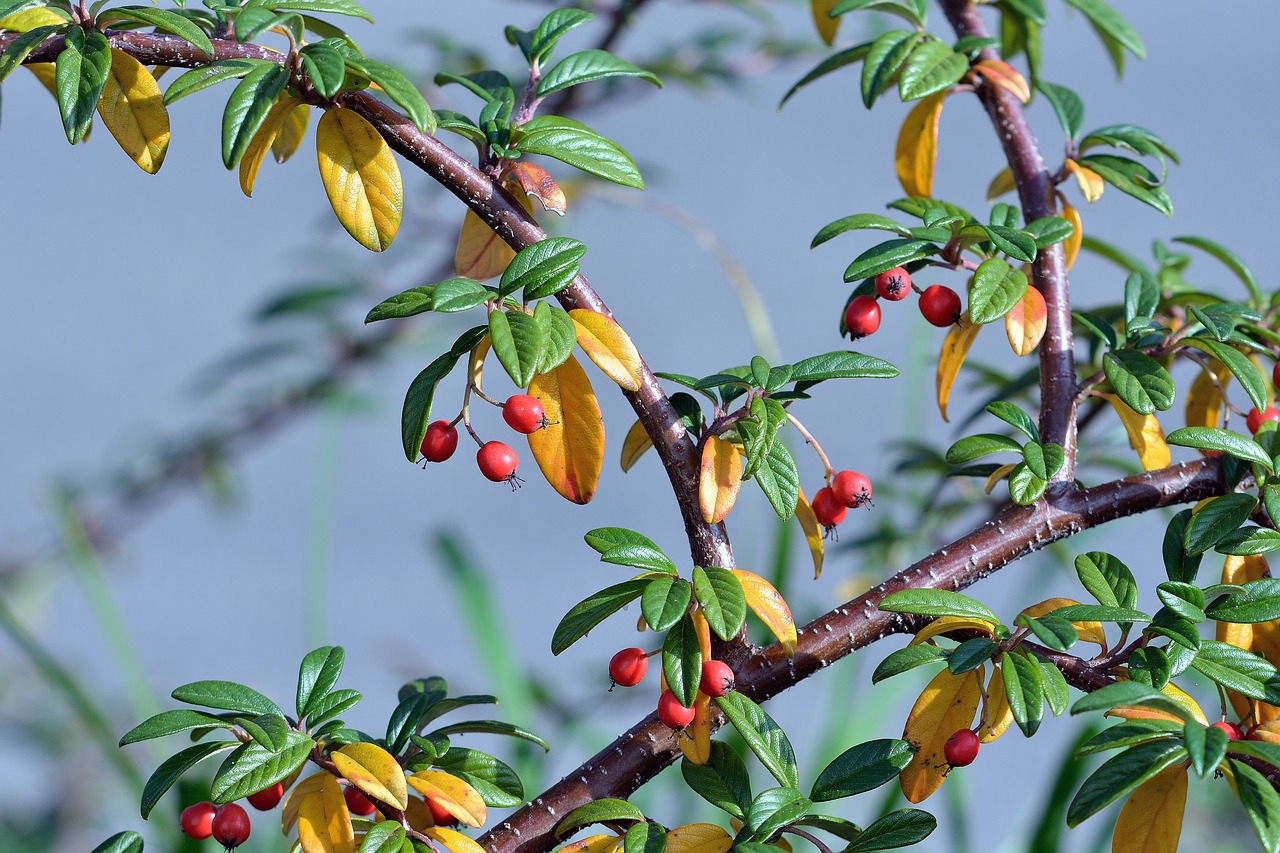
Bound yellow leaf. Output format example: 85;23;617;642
528;355;604;504
95;49;169;174
1112;765;1187;853
404;797;433;831
976;665;1013;743
456;210;515;279
25;62;58;100
895;91;947;198
699;436;743;524
973;59;1031;103
666;824;733;853
240;95;304;196
1108;681;1208;726
809;0;840;45
986;166;1015;201
332;742;408;811
936;316;981;422
407;771;487;828
984;463;1016;494
899;668;982;803
272;101;310;163
732;570;796;657
425;825;489;853
679;691;713;765
692;609;713;662
296;773;355;853
1005;283;1046;356
1099;392;1170;471
1219;555;1280;724
1019;598;1106;646
794;486;825;580
1060;199;1082;270
558;835;624;853
507;160;567;216
1252;720;1280;744
283;772;330;834
1065;159;1104;203
569;309;644;392
0;8;64;29
620;418;653;472
316;108;403;252
1185;359;1231;430
908;616;997;646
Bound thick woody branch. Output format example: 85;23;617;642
940;1;1078;478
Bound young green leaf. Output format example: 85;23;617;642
642;575;693;633
692;566;747;641
535;49;661;98
517;115;643;189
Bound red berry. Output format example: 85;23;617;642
426;796;456;827
344;785;377;817
609;647;649;688
843;295;881;339
944;729;980;767
919;285;962;327
1246;406;1280;434
181;801;217;840
246;782;284;811
477;441;520;485
874;266;912;301
420;420;459;463
699;659;735;697
503;394;547;434
1210;721;1243;740
211;803;251;850
830;470;872;508
811;486;847;529
1273;360;1280;390
657;690;696;729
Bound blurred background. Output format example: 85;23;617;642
1;0;1276;850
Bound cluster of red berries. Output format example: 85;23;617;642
811;469;873;535
608;647;735;729
419;393;549;488
180;801;254;849
843;267;962;340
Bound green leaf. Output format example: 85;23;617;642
535;49;661;97
108;8;214;58
986;401;1039;442
1078;154;1171;216
842;239;938;282
1066;740;1186;827
745;787;810;841
642;575;693;633
1049;604;1149;624
845;808;937;852
533;301;577;373
1229;759;1280;853
298;41;346;99
163;59;262;105
1008;461;1047;505
1163;509;1201;584
428;278;489;314
1155;581;1205;622
948;637;999;673
1002;0;1047;24
780;41;875;108
715;692;799;789
140;740;237;817
1183;720;1227;779
1070;682;1195;721
1014;614;1077;652
967;258;1028;325
1102;349;1175;414
89;831;144;853
119;709;235;746
751;439;800;519
296;645;345;720
663;614;703;707
386;692;432;756
488;310;543;388
1174;235;1264;309
1021;441;1063;480
350;56;435;134
1181;337;1269;412
692;566;747;641
221;61;289;168
1123;271;1160;329
1003;649;1045;736
1192;640;1280;704
1036;80;1083;140
981;225;1038;263
401;334;475;462
1063;0;1145;60
305;688;361;728
1165;427;1273;470
879;589;998;623
252;0;372;21
1206;579;1280;622
1075;720;1181;757
551;579;647;655
811;213;911;248
1074;551;1137;610
897;39;968;101
210;731;313;803
1024;216;1074;250
427;720;549;752
54;27;111;144
830;0;927;27
365;285;436;322
1148;607;1201;651
872;645;947;683
681;742;753;819
360;821;408;853
624;821;667;853
236;713;291;752
555;798;646;838
526;8;594;64
789;351;899;383
518;115;643;189
1183;492;1258;556
432;746;525;807
944;433;1023;464
171;680;283;718
501;237;587;300
0;25;63;85
861;29;919;108
810;739;913;801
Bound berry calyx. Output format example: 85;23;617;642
1246;406;1280;434
181;801;217;840
609;647;649;688
919;285;962;327
420;420;459;463
426;796;457;827
699;659;735;698
831;470;872;508
1210;720;1243;740
477;441;521;487
843;295;881;339
503;394;548;434
658;690;696;729
344;785;377;817
246;782;284;811
875;266;912;301
811;486;847;531
211;803;251;850
943;729;980;767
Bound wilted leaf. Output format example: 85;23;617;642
240;95;303;195
620;418;652;472
936;316;981;422
810;0;840;45
973;58;1030;102
407;771;487;828
1099;392;1169;470
699;436;743;524
507;160;567;215
1065;159;1104;203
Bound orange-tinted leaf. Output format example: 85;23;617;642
973;59;1030;103
272;101;310;163
899;668;982;803
1005;283;1046;356
732;570;796;657
895;92;947;198
296;773;355;853
620;418;652;472
1060;198;1082;269
795;486;825;580
666;824;732;853
558;836;624;853
456;210;514;280
1108;681;1207;726
241;95;303;195
527;355;604;504
1112;765;1187;853
908;616;997;646
987;166;1015;200
332;742;408;811
1020;598;1106;646
699;436;743;524
936;315;981;422
569;309;644;392
809;0;840;45
1252;720;1280;744
984;463;1016;494
97;49;169;173
1065;159;1104;203
508;161;567;216
692;609;713;662
407;771;487;828
1218;555;1280;724
316;108;403;252
425;825;488;853
1099;392;1169;470
283;772;330;834
976;665;1013;743
679;691;713;765
1185;359;1231;429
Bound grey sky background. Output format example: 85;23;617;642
1;2;1277;851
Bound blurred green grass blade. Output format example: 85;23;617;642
305;406;346;648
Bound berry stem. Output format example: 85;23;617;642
785;413;834;481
